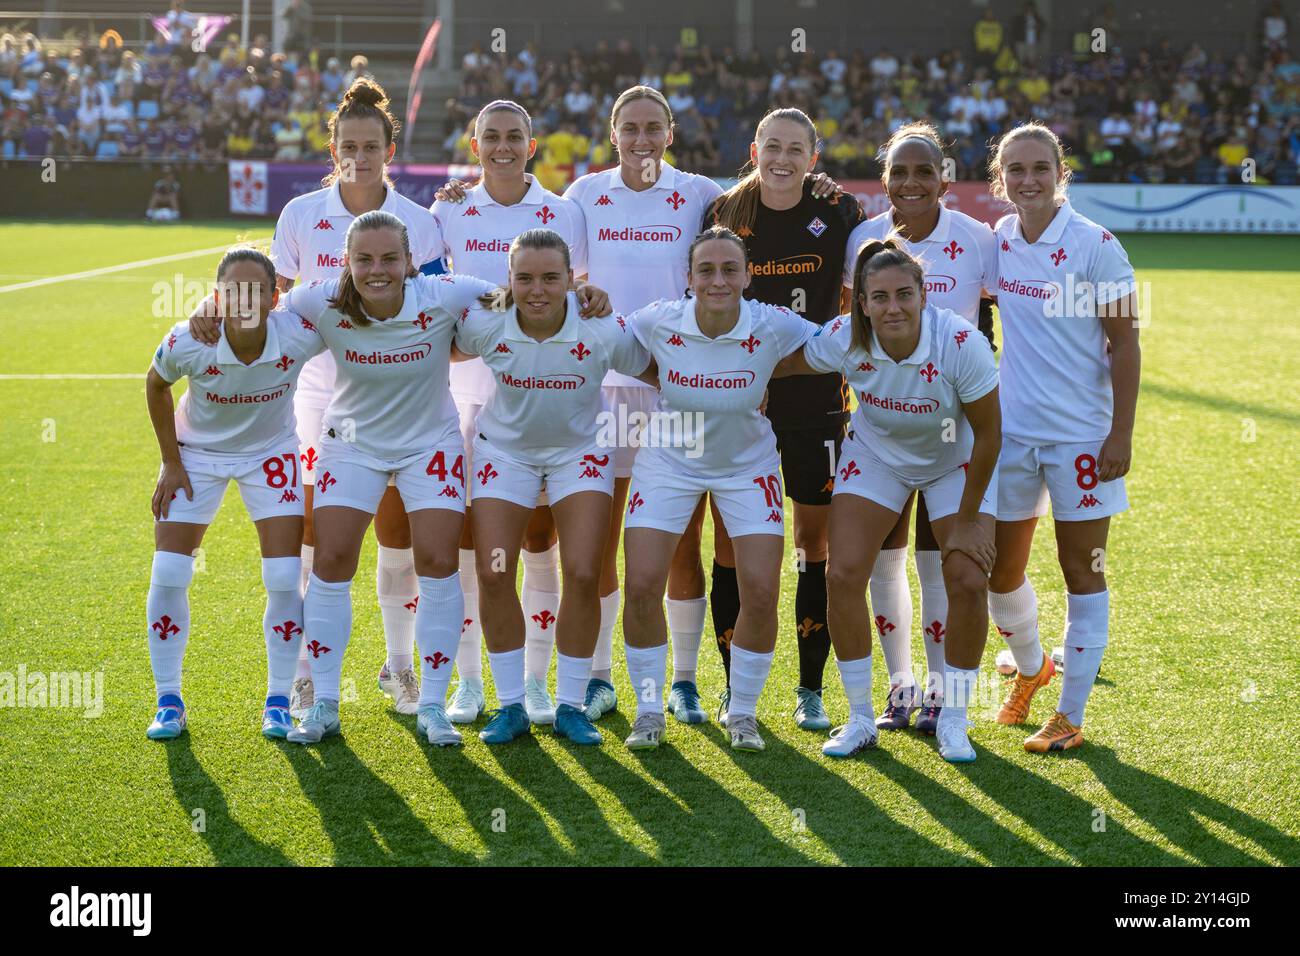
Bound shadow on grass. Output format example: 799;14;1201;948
165;733;293;866
282;730;477;866
1141;381;1300;427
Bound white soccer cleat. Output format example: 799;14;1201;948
625;713;666;750
286;699;340;745
936;718;976;763
289;676;314;720
822;716;878;758
416;704;464;747
524;675;556;725
728;713;765;752
390;667;420;715
446;677;486;723
995;649;1018;676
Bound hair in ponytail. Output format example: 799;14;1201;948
709;108;819;238
323;77;400;187
328;210;410;326
216;245;276;288
478;228;572;310
848;237;926;351
988;121;1071;202
475;99;533;138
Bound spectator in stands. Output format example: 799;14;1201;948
283;0;314;57
1262;1;1290;62
973;8;1003;70
344;54;371;90
146;166;181;221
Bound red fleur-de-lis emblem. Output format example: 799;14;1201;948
532;609;556;630
839;460;861;482
318;471;337;492
273;620;301;642
337;319;354;329
954;330;970;349
461;618;472;633
167;333;177;351
478;463;498;485
275;355;294;371
424;652;451;669
616;316;626;330
740;334;760;354
996;626;1013;639
1001;240;1010;252
300;317;316;332
667;333;685;347
536;205;556;225
943;240;964;260
151;615;180;639
1050;247;1068;266
459;307;469;323
301;446;318;471
628;491;645;513
925;620;946;643
875;614;895;636
405;596;419;613
495;343;512;354
857;361;875;372
413;311;434;331
666;190;686;210
570;341;590;361
306;639;331;658
919;362;939;383
205;365;222;376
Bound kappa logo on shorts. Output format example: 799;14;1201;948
306;639;330;657
477;463;498;485
314;219;333;230
943;240;964;260
919;362;940;383
570;341;591;361
272;620;301;642
531;609;556;630
739;334;761;354
536;205;556;225
875;614;895;636
628;491;645;513
1078;493;1101;508
151;615;180;640
317;471;337;492
806;216;827;237
439;486;461;499
580;453;608;479
765;509;782;523
424;652;451;669
839;460;861;482
278;489;299;503
925;620;946;643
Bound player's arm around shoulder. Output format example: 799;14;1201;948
452;299;501;360
773;310;846;378
272;306;327;363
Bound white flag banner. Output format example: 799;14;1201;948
229;161;268;215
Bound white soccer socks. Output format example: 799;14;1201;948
869;548;915;700
667;596;707;684
146;551;194;699
989;579;1045;675
262;556;303;699
415;572;464;707
377;545;417;673
1057;590;1109;725
915;549;948;705
522;543;561;681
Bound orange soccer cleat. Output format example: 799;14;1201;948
995;652;1055;725
1024;711;1084;753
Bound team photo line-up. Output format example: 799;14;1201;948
144;74;1140;763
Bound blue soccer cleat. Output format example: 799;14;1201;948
417;703;463;746
146;694;187;741
261;695;293;740
479;702;531;744
793;687;831;730
667;680;708;724
553;703;602;745
583;678;617;721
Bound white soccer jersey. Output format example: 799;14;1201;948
629;297;817;479
843;204;996;323
993;199;1136;445
565;162;723;388
280;273;495;459
152;309;325;459
803;306;998;481
270;181;444;397
434;174;588;404
455;292;649;466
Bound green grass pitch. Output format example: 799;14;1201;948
0;220;1296;866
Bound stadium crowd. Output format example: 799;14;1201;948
0;20;369;163
443;2;1300;186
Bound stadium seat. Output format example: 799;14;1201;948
95;140;120;159
137;100;159;121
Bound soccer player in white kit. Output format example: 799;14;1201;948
143;249;324;741
775;240;1002;761
985;123;1141;753
620;226;820;752
453;229;650;746
269;78;442;719
841;122;999;735
431;100;589;727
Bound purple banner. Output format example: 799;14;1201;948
258;163;481;217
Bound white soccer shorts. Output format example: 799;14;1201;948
996;435;1129;522
312;436;467;515
470;434;613;508
831;432;997;520
625;449;786;538
157;447;305;525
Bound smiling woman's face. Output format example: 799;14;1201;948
752;117;817;189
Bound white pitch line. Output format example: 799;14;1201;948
0;241;269;294
0;373;145;380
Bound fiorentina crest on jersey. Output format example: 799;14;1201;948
807;216;827;237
